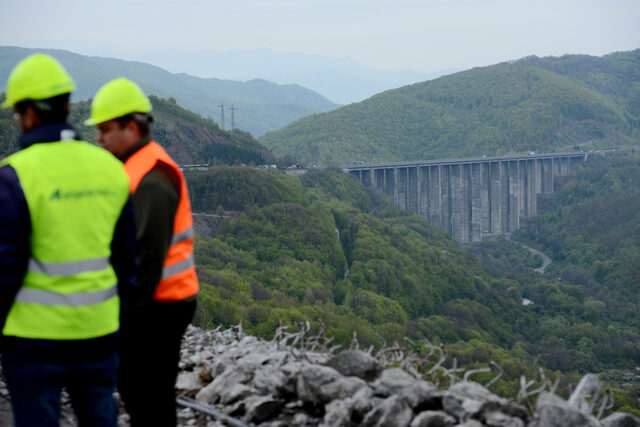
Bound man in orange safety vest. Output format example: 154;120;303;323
86;77;199;426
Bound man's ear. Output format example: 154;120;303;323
19;105;41;133
125;119;142;141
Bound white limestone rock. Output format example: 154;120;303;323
195;366;252;404
296;363;367;404
410;410;456;427
243;394;284;424
361;394;413;427
483;410;525;427
371;367;418;397
600;412;640;427
328;350;382;381
321;398;353;427
175;371;203;391
529;392;600;427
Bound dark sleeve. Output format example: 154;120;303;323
0;165;31;329
110;196;139;308
132;165;180;304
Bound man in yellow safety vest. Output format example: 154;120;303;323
0;53;137;426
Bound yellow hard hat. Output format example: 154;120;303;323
85;77;152;126
2;53;75;108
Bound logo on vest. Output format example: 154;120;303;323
49;187;115;201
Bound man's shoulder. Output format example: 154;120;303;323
139;162;181;197
1;145;31;165
0;164;27;213
0;163;20;184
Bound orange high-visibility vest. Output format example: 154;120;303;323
124;141;199;302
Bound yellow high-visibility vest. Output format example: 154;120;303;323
2;140;129;340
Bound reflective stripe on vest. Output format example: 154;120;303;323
28;256;110;276
171;226;195;246
1;140;129;340
16;285;117;307
124;141;199;302
162;253;195;280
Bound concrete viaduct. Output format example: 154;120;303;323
343;153;586;243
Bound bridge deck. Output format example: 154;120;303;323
344;152;586;242
342;152;586;170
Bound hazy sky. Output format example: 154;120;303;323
1;0;639;73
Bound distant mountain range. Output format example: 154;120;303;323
1;91;274;165
126;48;456;105
0;46;338;137
259;50;640;165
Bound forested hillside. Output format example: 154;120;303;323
511;151;640;408
0;94;19;157
516;151;640;340
186;166;640;411
0;46;339;136
0;93;274;165
260;50;640;165
517;50;640;119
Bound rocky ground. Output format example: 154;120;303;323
1;324;639;426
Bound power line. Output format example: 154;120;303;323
219;99;225;130
228;104;237;130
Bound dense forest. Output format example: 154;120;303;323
0;93;19;158
259;50;640;165
515;151;640;364
186;163;640;414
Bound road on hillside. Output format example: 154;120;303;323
520;243;552;273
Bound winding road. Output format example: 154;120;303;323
520;243;552;273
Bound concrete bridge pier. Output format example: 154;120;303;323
441;165;451;235
345;152;585;242
428;166;442;229
470;163;482;242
